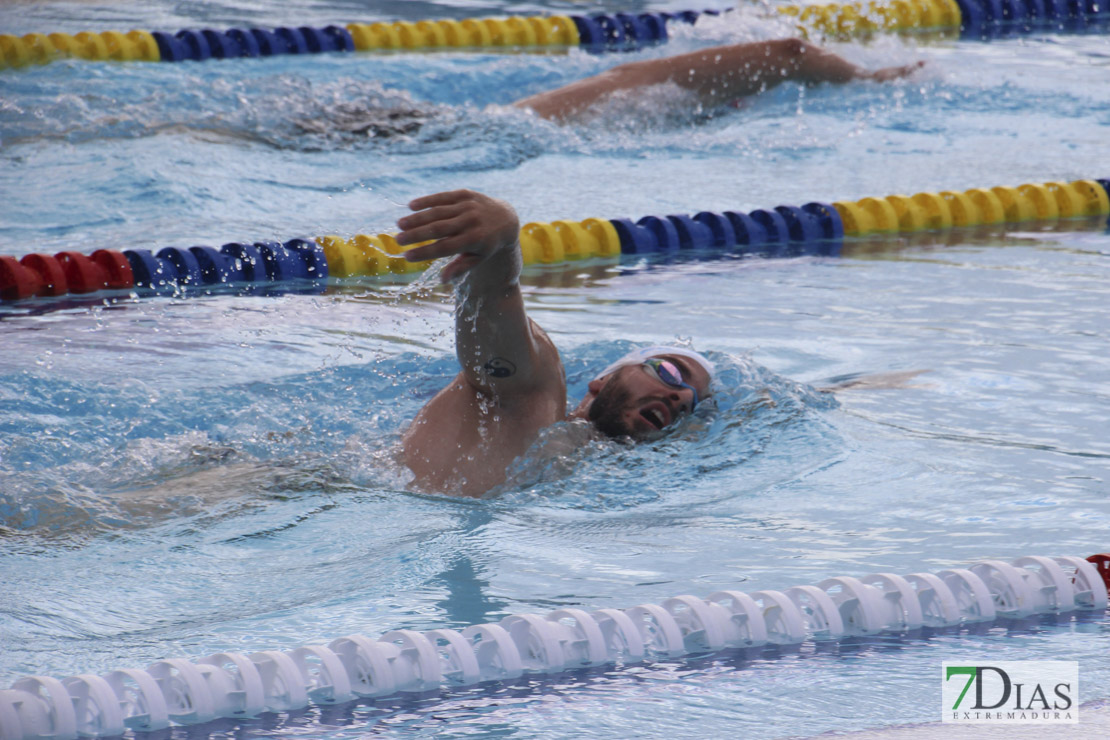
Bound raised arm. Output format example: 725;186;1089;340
396;189;560;400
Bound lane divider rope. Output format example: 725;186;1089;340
3;2;1109;69
2;177;1107;305
0;553;1106;738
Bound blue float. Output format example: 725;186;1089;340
747;210;790;257
249;29;286;55
225;28;261;57
954;0;989;33
774;206;822;244
665;215;714;249
749;209;789;244
1060;12;1091;32
1019;0;1047;19
638;13;668;42
977;0;1008;21
298;26;332;53
274;27;309;54
614;13;652;44
285;239;330;279
174;30;212;61
569;16;606;47
1039;0;1066;18
257;242;309;281
692;212;737;248
572;12;673;48
220;243;266;281
594;15;629;47
189;246;244;284
609;218;658;253
636;216;682;251
151;31;188;62
200;29;239;58
322;25;355;52
801;202;845;241
661;11;702;24
122;249;176;289
999;0;1026;20
156;247;204;284
722;211;769;252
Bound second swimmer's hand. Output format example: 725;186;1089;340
396;189;521;284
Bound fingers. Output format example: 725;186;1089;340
396;191;480;246
392;189;519;283
406;189;479;212
396;203;464;233
869;61;924;82
400;235;471;263
396;210;469;247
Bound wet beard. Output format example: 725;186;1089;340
587;376;633;438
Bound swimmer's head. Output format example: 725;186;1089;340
574;346;714;439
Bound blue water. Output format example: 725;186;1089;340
2;1;1110;737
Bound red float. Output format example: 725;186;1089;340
19;253;69;296
90;249;135;289
56;251;109;294
1087;553;1110;598
0;255;43;300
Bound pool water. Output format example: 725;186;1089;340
2;1;1109;737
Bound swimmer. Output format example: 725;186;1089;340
301;39;921;137
513;38;923;122
397;189;716;496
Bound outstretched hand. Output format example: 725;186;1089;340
865;60;925;82
396;189;521;284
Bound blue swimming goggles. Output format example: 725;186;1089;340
642;358;698;411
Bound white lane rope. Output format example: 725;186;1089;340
2;554;1106;739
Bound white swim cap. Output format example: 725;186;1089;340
594;345;716;382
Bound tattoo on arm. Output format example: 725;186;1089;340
484;357;517;378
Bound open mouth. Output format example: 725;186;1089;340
639;404;670;430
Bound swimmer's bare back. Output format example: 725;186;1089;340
513;39;923;122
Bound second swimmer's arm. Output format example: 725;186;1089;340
606;40;913;103
514;39;920;121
